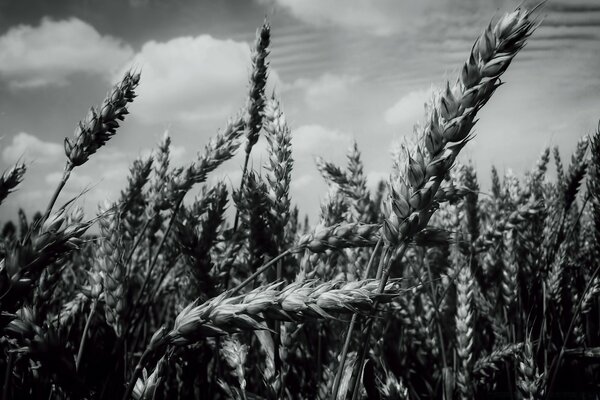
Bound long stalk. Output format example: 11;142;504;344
230;249;291;296
330;238;382;399
425;258;449;372
2;351;14;400
44;163;73;220
546;263;600;398
274;258;283;397
121;346;153;400
351;244;407;400
76;299;97;372
232;152;251;232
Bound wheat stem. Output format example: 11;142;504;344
76;299;97;372
233;153;251;232
121;347;152;400
330;238;382;399
2;351;14;400
546;262;600;398
230;249;291;296
351;244;407;400
425;256;449;371
44;163;73;220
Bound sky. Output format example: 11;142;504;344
0;0;599;223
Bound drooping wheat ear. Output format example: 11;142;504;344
587;125;600;253
1;207;92;312
563;137;589;212
167;279;400;345
455;263;474;399
383;8;537;247
473;342;523;385
169;114;245;202
517;336;545;400
220;337;249;393
64;71;139;167
0;163;26;205
263;94;293;240
97;207;126;336
244;20;270;155
294;222;380;253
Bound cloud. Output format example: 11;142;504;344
122;35;280;124
291;173;315;191
2;132;62;164
292;124;351;155
264;0;463;36
267;0;397;36
264;0;536;37
288;73;359;110
384;89;432;126
0;18;133;88
366;170;388;190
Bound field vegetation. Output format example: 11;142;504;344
0;5;598;399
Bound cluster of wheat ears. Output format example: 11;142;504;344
0;5;598;400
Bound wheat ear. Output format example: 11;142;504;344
348;9;538;399
0;163;26;205
46;72;140;218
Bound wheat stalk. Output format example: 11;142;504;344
347;9;538;399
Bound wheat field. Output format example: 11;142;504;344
0;4;599;400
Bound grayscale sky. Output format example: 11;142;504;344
0;0;598;222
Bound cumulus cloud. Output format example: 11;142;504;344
288;73;359;110
2;132;62;164
292;124;351;155
384;89;432;126
0;18;133;88
122;35;280;124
